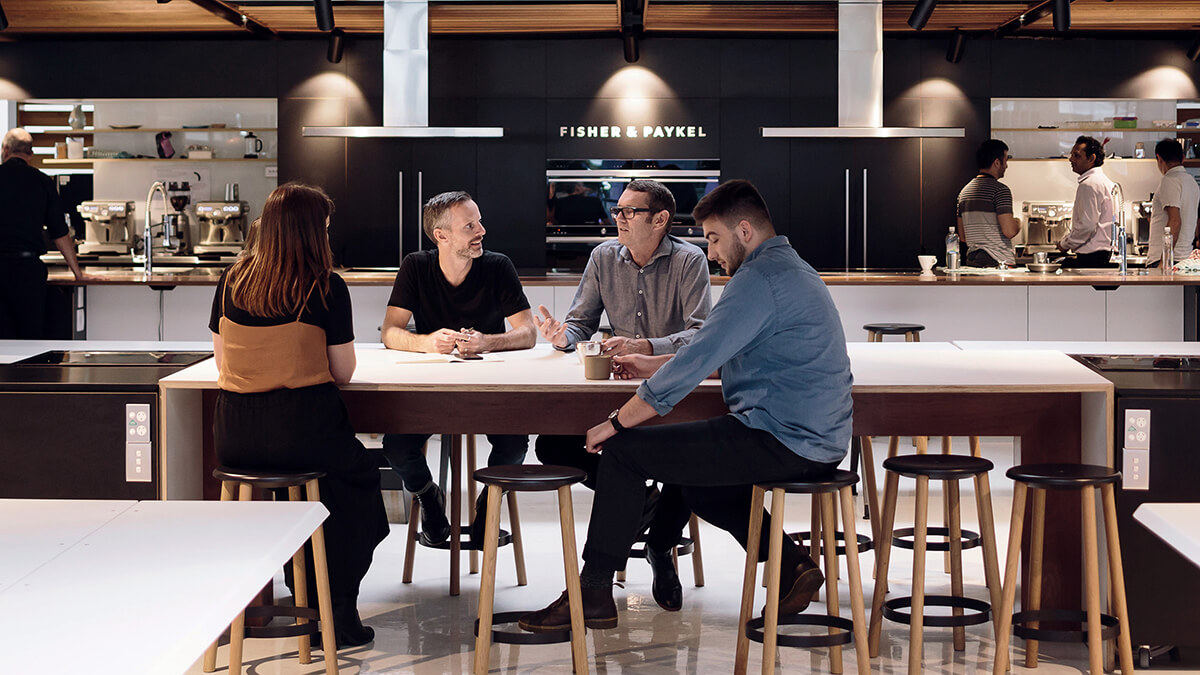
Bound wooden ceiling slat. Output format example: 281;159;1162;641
882;3;1041;31
430;5;621;34
645;4;837;32
4;0;241;33
233;5;384;33
1026;0;1200;30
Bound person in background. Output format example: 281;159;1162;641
209;182;388;648
1147;138;1199;268
957;139;1019;268
0;128;87;338
1058;135;1117;268
534;178;711;612
519;179;853;633
380;191;537;546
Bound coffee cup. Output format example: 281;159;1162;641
918;255;937;273
575;340;602;361
583;354;613;380
66;137;84;160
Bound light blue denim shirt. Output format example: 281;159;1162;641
636;236;854;463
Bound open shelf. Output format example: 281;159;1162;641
43;157;275;164
89;127;276;134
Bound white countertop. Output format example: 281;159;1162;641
1134;503;1200;568
0;339;212;364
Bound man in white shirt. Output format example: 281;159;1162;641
1058;135;1117;269
1147;138;1199;268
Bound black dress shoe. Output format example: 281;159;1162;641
645;546;683;611
518;586;618;632
766;558;824;618
415;483;451;546
313;604;375;649
469;489;493;547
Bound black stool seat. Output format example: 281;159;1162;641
473;464;586;491
863;323;925;334
1006;463;1120;488
883;454;993;479
760;469;860;493
213;467;326;488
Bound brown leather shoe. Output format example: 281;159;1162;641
518;587;618;632
765;558;824;617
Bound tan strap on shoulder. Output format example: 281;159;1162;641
296;279;319;321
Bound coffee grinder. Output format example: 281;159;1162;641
76;201;135;254
194;199;249;256
158;181;192;255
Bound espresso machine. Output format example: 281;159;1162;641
1133;200;1153;256
76;201;135;254
1022;201;1074;253
194;200;249;256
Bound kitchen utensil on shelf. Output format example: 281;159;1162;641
1027;262;1062;273
243;132;263;158
224;183;240;201
65;137;84;159
155;131;175;158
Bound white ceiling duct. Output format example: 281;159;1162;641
761;0;963;139
302;0;503;138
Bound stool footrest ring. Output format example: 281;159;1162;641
789;530;874;554
475;611;574;645
891;526;980;552
420;528;511;551
744;614;856;648
1012;609;1120;643
882;595;991;627
243;605;321;639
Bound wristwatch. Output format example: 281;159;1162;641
607;408;626;433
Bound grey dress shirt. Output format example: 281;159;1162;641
560;235;711;355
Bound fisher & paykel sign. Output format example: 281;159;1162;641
559;125;708;139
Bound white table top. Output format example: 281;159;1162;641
953;341;1200;356
1134;503;1200;568
0;499;328;675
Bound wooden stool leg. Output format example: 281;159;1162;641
992;482;1028;675
808;494;822;599
467;437;479;575
942;437;952;574
762;488;786;675
403;495;419;583
1081;485;1104;675
820;491;844;674
868;471;900;657
289;484;312;665
617;569;627;583
838;486;872;675
557;485;589;675
911;331;921;342
887;436;899;458
203;481;238;673
915;436;929;454
969;436;982;458
1025;487;1046;667
908;475;930;675
304;480;340;675
1101;484;1136;675
227;483;254;673
449;435;463;597
688;514;705;587
859;436;884;590
973;472;1004;643
506;491;527;586
947;480;966;651
735;487;766;675
473;485;504;675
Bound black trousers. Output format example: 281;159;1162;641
214;383;390;605
0;257;47;339
381;433;528;493
536;434;693;552
1060;250;1117;268
581;414;839;572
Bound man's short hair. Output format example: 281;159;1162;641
1075;135;1105;167
422;191;473;241
2;128;33;157
976;139;1009;170
692;179;772;230
624;179;676;224
1155;138;1184;164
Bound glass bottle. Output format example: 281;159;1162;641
68;104;85;131
945;227;960;270
1163;227;1174;275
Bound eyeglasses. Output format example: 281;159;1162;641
609;206;653;219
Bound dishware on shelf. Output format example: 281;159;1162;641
1028;262;1062;273
108;124;141;129
65;137;84;159
243;132;263;158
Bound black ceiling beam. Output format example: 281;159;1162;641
994;0;1073;37
183;0;276;37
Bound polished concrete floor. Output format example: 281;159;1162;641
188;437;1198;674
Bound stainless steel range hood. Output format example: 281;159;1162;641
302;0;503;139
761;0;963;139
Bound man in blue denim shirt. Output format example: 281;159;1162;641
521;179;854;632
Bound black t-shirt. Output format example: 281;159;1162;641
209;268;355;345
0;157;69;255
388;250;530;335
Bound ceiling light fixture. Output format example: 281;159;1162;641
946;29;966;64
1188;37;1200;62
315;0;335;32
1052;0;1070;31
623;29;639;64
907;0;936;30
327;27;345;64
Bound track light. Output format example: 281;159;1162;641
327;27;345;64
622;29;639;63
1189;37;1200;62
946;29;966;64
314;0;335;32
908;0;937;31
0;2;8;31
1052;0;1070;31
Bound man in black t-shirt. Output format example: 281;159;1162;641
381;190;537;546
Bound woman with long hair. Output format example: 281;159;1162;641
209;182;388;647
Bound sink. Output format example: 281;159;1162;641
1075;355;1200;372
14;351;212;366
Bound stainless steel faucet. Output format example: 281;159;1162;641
143;181;168;273
1111;181;1127;275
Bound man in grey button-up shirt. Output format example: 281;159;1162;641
534;179;711;611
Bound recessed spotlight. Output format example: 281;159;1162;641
908;0;937;31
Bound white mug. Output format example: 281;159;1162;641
917;255;937;273
66;137;84;160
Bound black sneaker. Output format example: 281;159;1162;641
415;483;451;546
469;489;492;547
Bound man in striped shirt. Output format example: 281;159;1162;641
956;139;1019;267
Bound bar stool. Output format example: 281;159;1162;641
992;464;1135;675
616;512;706;587
868;455;1003;674
203;467;338;675
735;470;871;675
402;435;527;597
473;464;589;675
787;478;874;603
863;322;925;342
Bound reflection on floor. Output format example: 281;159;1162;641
188;437;1199;674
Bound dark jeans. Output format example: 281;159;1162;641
214;383;390;605
382;432;528;492
1060;250;1117;268
536;434;693;552
965;249;999;268
581;415;839;573
0;257;47;339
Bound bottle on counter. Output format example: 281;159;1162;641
945;226;960;270
1163;227;1174;274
